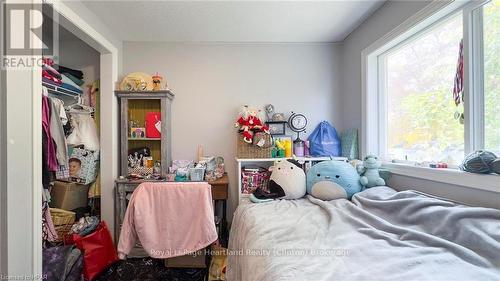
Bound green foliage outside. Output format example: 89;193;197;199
388;1;499;163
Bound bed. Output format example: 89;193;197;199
227;186;500;281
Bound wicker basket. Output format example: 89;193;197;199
54;224;73;243
50;208;76;243
51;208;76;225
236;133;272;159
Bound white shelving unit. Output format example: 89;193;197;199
43;81;82;99
236;156;348;204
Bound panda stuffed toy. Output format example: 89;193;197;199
250;159;306;203
306;160;363;200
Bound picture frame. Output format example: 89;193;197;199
130;127;146;138
266;121;287;135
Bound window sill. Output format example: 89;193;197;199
382;163;500;193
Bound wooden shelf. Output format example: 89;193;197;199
128;138;161;141
115;90;174;99
116;90;173;178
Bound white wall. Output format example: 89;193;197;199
340;1;500;209
122;42;343;220
59;40;100;89
340;0;431;130
60;0;123;63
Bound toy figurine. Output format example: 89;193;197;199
357;155;385;188
152;73;164;91
234;105;270;143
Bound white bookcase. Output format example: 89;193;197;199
236;157;348;204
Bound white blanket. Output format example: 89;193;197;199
228;186;500;281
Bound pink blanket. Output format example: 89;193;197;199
117;182;218;259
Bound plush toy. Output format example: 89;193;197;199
250;159;306;203
306;160;363;200
357;155;385;188
234;105;270;143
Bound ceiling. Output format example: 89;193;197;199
80;1;385;43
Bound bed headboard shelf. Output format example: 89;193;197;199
236;156;348;204
236;157;347;162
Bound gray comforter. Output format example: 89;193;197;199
227;186;500;281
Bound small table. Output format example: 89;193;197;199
208;174;229;244
115;175;229;244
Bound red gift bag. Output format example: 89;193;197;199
145;112;161;138
70;221;118;281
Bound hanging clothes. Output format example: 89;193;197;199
42;201;58;243
67;114;100;151
42;95;58;172
42;132;52;190
49;97;68;166
453;39;464;106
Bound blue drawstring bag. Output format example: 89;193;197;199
308;121;341;156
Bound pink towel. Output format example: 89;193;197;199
117;182;218;259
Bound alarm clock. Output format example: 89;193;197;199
288;112;307;134
288;112;308;157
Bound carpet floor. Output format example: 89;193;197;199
95;258;206;281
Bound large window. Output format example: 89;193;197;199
372;0;499;166
383;13;464;164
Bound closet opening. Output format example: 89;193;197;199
1;1;117;274
41;2;103;267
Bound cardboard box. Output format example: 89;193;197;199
165;250;207;268
50;180;90;210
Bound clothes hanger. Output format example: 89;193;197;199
66;96;94;114
42;86;49;97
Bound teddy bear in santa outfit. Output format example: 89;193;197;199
234;105;270;143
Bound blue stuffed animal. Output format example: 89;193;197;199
306;160;363;200
358;155;385;188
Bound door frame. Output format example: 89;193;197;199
1;0;119;275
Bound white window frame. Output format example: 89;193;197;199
361;0;500;191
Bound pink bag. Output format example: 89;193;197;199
241;167;271;194
145;112;161;138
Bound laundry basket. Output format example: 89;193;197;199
50;208;76;243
